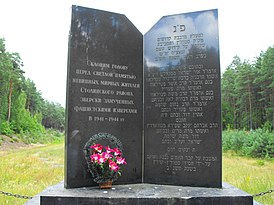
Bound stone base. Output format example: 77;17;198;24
25;182;256;205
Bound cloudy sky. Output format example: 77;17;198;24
0;0;273;106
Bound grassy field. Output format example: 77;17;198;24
223;151;273;204
0;143;273;205
0;142;64;205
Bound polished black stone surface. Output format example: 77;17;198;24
36;182;253;205
144;9;222;187
26;7;256;205
65;5;143;188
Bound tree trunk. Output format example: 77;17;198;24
271;93;274;130
7;79;13;122
248;82;253;130
233;97;237;129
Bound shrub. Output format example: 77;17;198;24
222;129;274;158
18;129;64;144
244;129;274;158
0;121;14;136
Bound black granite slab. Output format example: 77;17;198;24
144;9;222;187
36;182;253;205
65;5;143;188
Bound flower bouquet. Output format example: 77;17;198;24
86;143;127;188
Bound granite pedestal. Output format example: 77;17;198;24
24;182;257;205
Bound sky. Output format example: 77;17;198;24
0;0;274;107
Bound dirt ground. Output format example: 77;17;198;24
0;135;38;155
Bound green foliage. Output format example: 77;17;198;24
23;78;44;114
0;38;65;140
41;101;65;131
262;121;273;132
222;46;274;131
244;129;274;158
223;129;274;158
10;92;44;134
18;129;64;144
0;121;14;136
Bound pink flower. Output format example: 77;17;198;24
105;146;113;154
88;144;126;176
98;154;107;164
90;144;103;153
113;148;121;156
90;153;100;162
102;152;113;160
116;157;127;165
109;160;119;172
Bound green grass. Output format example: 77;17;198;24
0;142;64;205
223;151;274;205
0;143;273;205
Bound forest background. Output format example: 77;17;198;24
0;37;273;158
0;38;64;144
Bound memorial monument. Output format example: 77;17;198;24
65;5;143;189
144;10;221;188
32;5;253;205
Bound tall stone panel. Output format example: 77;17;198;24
65;5;143;188
144;9;222;188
